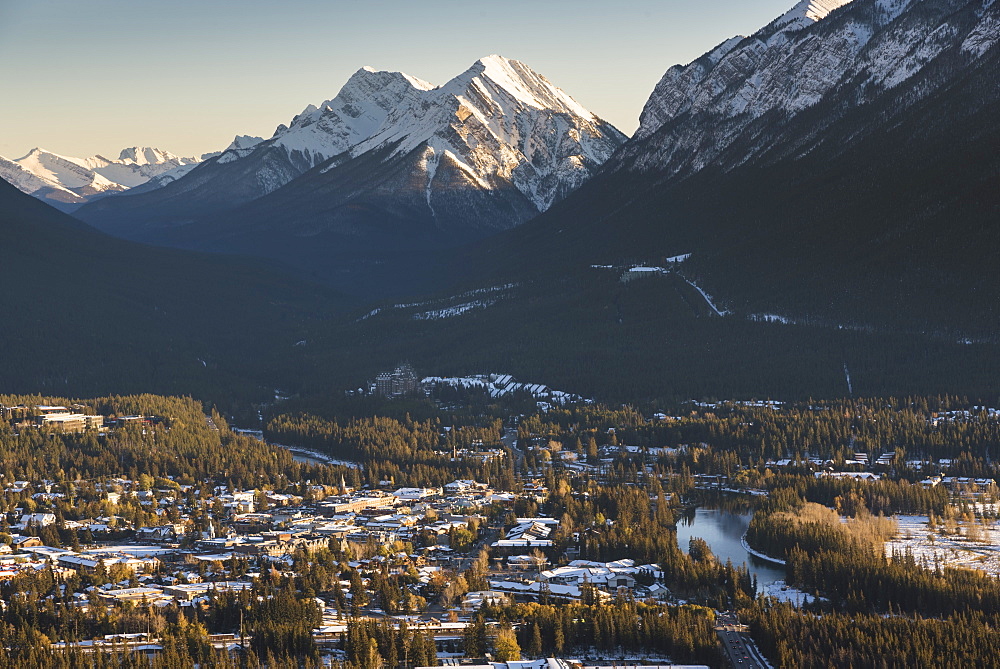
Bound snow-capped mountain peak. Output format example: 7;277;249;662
213;55;624;211
426;54;599;127
117;146;188;166
263;65;437;170
319;54;625;211
74;54;626;260
774;0;855;30
226;135;264;152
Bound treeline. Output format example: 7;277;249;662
513;396;1000;477
788;546;1000;618
751;475;950;515
745;489;897;561
265;413;516;488
747;488;1000;618
0;393;358;491
343;620;438;669
484;601;722;667
0;567;257;668
745;602;1000;668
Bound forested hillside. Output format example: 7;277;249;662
0;181;347;405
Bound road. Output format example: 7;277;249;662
716;611;769;669
501;426;525;475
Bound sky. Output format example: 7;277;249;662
0;0;798;160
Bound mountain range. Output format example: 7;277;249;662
73;55;625;296
444;0;1000;339
0;146;204;210
1;0;997;404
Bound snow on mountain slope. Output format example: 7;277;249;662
0;156;82;205
77;54;625;243
0;146;202;202
269;68;436;170
338;55;625;211
231;55;623;211
12;148;122;194
773;0;855;30
623;0;998;179
226;135;264;152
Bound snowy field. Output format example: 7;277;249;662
760;580;823;606
886;514;1000;577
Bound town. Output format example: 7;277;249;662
1;390;1000;667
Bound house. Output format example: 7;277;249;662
493;517;558;548
461;590;510;611
321;495;396;515
538;559;646;590
487;579;612;604
135;524;186;542
444;480;487;494
10;535;43;549
16;513;56;529
393;488;440;501
507;554;549;571
98;587;171;605
162;581;253;602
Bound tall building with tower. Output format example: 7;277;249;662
375;364;419;398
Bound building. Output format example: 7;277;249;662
461;590;510;611
320;494;396;515
57;552;159;575
16;513;56;529
35;412;104;432
162;581;253;602
375;364;419;397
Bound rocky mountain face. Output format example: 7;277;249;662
0;147;202;209
448;0;1000;339
76;55;625;297
616;0;1000;179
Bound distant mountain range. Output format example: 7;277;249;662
72;55;625;296
0;147;204;210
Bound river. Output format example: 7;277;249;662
233;428;362;468
676;507;786;594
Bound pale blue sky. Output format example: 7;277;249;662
0;0;795;159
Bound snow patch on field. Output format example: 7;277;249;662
761;580;824;605
886;514;1000;577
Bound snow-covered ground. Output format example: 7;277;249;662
886;514;1000;576
359;283;518;321
423;373;590;405
741;536;787;565
750;313;792;324
761;580;824;605
680;277;729;316
413;300;496;320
